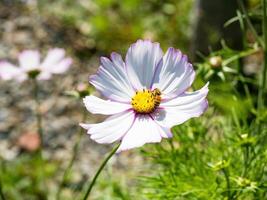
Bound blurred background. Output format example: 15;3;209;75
0;0;264;199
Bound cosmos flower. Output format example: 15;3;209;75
0;48;72;82
81;40;209;152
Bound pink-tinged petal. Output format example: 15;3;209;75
80;110;135;144
110;52;125;69
0;61;27;82
154;83;209;128
49;58;72;74
18;50;40;71
117;115;167;152
41;48;65;68
161;83;209;107
83;95;132;115
153;120;173;138
125;40;163;90
40;48;72;74
152;48;195;99
90;55;135;102
37;72;52;80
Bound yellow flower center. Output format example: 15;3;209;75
131;88;161;114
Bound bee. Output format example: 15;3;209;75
152;88;161;96
152;88;161;107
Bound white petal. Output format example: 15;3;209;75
83;95;131;115
152;48;195;99
161;83;209;107
41;48;65;67
117;115;169;152
37;72;52;80
90;54;135;102
80;111;135;144
18;50;40;71
49;58;72;74
154;83;209;128
41;49;72;74
110;52;124;68
153;120;173;139
0;61;27;82
125;40;163;90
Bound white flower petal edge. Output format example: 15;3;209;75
153;47;195;99
83;95;132;115
18;50;40;71
80;110;135;144
117;115;172;152
41;48;65;67
153;83;209;128
37;72;52;80
40;48;72;74
90;54;135;102
126;40;163;90
49;58;72;74
0;61;27;82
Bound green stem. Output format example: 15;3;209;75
56;110;87;200
222;48;259;66
0;180;6;200
32;79;48;197
222;168;231;200
33;79;44;152
259;0;267;107
257;0;267;131
237;0;264;47
241;146;249;177
81;143;120;200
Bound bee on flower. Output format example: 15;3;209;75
81;40;209;152
0;48;72;82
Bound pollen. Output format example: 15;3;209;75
131;88;161;114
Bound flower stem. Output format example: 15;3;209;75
33;79;44;155
56;110;86;200
258;0;267;109
81;143;120;200
257;0;267;132
222;168;231;200
0;179;6;200
237;0;264;47
241;146;249;177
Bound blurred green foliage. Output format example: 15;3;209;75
38;0;193;54
0;154;58;199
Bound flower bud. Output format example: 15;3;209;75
208;160;229;171
239;134;256;147
65;83;91;99
209;56;222;68
76;83;91;98
234;177;258;192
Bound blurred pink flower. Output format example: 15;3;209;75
81;40;209;152
0;48;72;82
17;132;41;152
